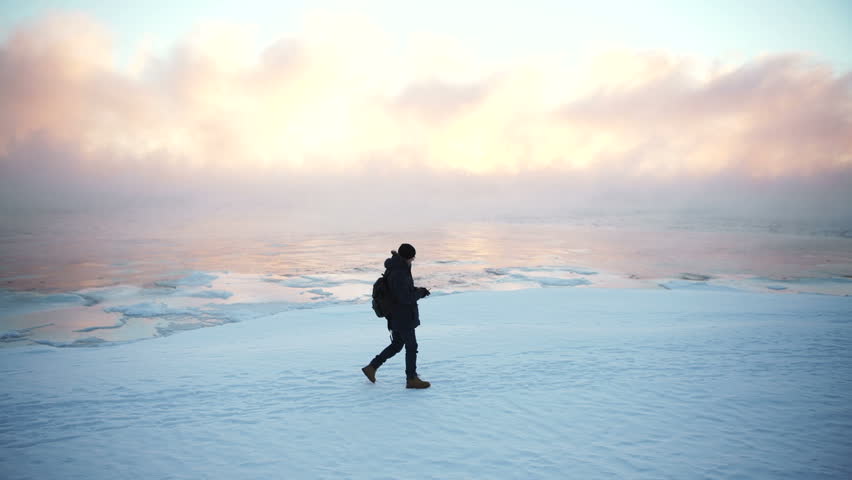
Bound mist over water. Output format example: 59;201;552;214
2;7;850;347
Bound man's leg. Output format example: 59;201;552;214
397;328;418;379
369;330;404;369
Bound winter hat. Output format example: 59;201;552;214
398;243;416;259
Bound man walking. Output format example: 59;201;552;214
362;243;431;389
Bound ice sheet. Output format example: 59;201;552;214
1;287;850;479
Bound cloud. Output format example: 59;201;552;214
557;52;852;176
0;12;851;227
392;79;489;123
0;13;111;152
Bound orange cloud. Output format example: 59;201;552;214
1;12;850;180
558;53;852;176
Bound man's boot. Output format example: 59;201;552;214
406;376;430;389
362;365;377;383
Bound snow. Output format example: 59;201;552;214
104;302;201;317
154;271;219;288
0;323;52;341
183;289;235;299
0;290;88;316
485;266;596;288
1;287;851;479
657;280;742;292
271;274;372;289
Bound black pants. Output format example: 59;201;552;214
370;328;418;379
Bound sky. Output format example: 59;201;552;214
1;1;851;226
2;1;851;69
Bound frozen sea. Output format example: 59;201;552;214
1;212;851;347
1;212;851;478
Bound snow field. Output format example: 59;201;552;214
1;287;851;479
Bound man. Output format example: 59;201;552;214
362;243;431;389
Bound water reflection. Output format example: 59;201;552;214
1;216;851;346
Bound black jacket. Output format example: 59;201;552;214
384;251;427;330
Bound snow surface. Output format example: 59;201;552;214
1;287;851;479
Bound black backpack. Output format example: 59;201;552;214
371;271;395;318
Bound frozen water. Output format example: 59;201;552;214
680;272;712;281
1;219;851;345
483;266;597;288
303;288;334;298
2;256;851;346
0;290;88;316
104;302;202;317
658;280;743;292
0;287;850;479
154;271;218;288
1;214;850;477
73;318;127;333
0;323;52;343
182;289;234;299
31;336;109;348
499;274;591;287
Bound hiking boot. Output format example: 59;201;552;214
362;365;377;383
406;376;430;389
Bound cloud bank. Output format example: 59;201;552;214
1;12;851;228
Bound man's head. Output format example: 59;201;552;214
398;243;416;265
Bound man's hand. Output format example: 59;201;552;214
418;287;431;298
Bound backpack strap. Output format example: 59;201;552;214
383;268;397;304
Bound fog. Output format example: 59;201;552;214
2;12;851;235
3;137;851;236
